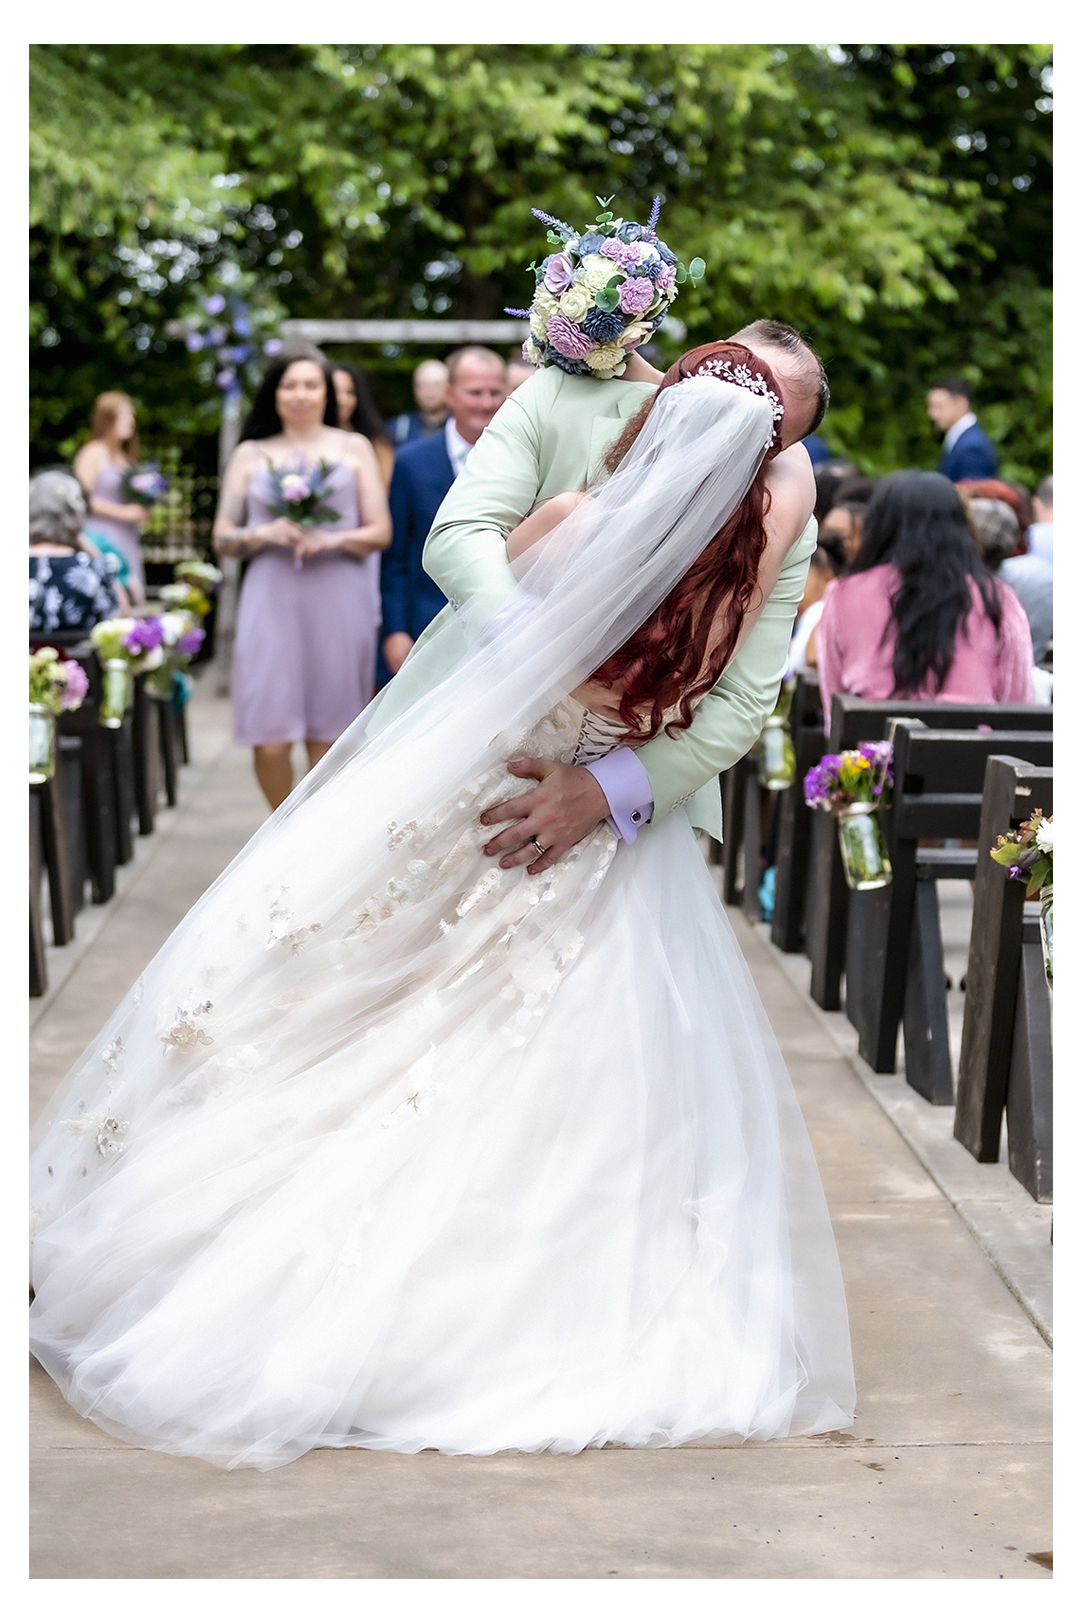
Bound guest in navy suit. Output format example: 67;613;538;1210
380;347;507;680
927;376;999;482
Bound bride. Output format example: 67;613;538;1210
29;344;855;1472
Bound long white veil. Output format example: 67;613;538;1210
31;375;776;1146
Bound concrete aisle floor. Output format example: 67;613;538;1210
29;679;1052;1581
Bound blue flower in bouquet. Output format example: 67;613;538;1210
505;196;706;381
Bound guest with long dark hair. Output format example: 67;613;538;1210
213;347;391;810
816;469;1034;718
330;360;395;488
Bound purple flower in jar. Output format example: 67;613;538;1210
124;619;164;653
542;252;576;295
62;661;89;708
177;627;205;657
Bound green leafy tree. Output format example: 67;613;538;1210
31;43;1051;489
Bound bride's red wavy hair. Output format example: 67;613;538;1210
590;341;782;741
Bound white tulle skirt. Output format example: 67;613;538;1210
30;701;854;1471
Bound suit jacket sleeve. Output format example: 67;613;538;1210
423;378;549;638
634;520;817;821
382;457;416;639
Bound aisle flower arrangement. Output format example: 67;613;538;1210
804;743;894;890
158;558;223;621
29;648;89;715
90;618;165;726
29;648;88;782
506;196;705;379
991;810;1053;985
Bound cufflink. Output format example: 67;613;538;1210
631;811;642;823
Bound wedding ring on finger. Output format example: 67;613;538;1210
531;839;548;859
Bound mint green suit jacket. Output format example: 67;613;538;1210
383;366;815;842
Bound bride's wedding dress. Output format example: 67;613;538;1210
29;377;855;1471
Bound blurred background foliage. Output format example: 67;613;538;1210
30;42;1052;503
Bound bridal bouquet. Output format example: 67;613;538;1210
120;463;169;508
506;196;705;380
804;743;894;891
29;647;88;714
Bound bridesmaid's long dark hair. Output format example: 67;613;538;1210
850;469;1003;696
240;348;340;441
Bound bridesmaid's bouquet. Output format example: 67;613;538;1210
266;460;338;527
266;459;339;570
120;463;170;508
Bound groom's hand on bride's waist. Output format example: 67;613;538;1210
480;759;611;875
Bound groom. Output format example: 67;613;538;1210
406;318;823;873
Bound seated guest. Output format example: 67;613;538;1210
816;470;1034;719
966;494;1053;666
29;468;128;634
820;499;868;566
814;459;858;524
787;535;846;676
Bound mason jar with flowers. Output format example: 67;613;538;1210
29;648;88;782
89;618;167;727
804;743;894;890
990;810;1053;986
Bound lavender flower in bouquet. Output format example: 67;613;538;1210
120;463;170;508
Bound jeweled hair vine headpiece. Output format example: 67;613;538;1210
692;356;785;447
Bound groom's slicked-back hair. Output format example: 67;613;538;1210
731;319;829;438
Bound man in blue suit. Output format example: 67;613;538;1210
927;376;999;481
381;347;507;679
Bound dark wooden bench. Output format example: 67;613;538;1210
954;757;1053;1200
805;699;1054;1012
769;671;825;952
843;721;1053;1103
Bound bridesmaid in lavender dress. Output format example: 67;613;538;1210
72;392;150;602
213;350;392;811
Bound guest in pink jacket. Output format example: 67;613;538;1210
816;470;1034;721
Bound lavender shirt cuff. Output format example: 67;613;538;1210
582;748;654;844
